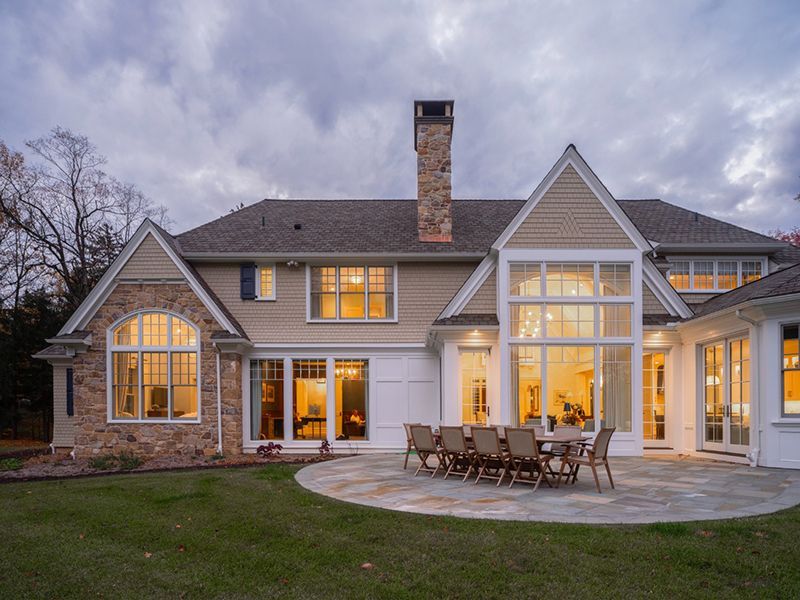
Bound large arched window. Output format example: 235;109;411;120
109;312;200;422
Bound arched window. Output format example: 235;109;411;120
109;312;200;422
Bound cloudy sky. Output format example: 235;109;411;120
1;0;798;234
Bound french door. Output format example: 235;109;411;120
702;338;750;455
643;352;668;447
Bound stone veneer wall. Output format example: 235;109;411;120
416;121;453;242
72;283;242;457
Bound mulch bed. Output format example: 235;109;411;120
0;452;338;484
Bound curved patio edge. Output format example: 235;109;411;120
295;454;800;524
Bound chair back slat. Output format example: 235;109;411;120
554;425;582;436
472;427;502;455
410;425;437;452
593;427;615;459
505;427;538;458
440;426;468;453
403;422;421;443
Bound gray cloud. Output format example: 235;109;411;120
1;0;798;233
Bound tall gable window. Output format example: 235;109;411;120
668;259;764;291
110;312;199;422
309;266;395;321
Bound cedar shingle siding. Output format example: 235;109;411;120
643;282;669;315
461;268;497;314
118;233;183;280
506;165;635;249
194;261;479;343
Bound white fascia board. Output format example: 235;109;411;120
439;253;496;319
491;146;653;253
642;259;693;319
59;220;240;336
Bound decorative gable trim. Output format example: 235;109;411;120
491;145;652;252
439;254;496;319
642;258;692;319
58;219;241;336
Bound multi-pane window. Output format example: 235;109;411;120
258;265;275;300
545;263;594;296
599;264;631;296
460;352;487;425
600;305;632;337
546;304;594;338
250;359;285;440
600;346;632;432
510;305;543;338
510;263;542;296
783;325;800;416
668;261;690;290
110;312;199;422
310;266;394;320
668;259;764;291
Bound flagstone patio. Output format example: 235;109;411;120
295;454;800;524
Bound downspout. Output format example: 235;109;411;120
736;309;760;467
215;346;223;455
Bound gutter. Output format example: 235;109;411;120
181;251;488;262
215;347;223;455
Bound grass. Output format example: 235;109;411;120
1;465;799;599
0;457;24;471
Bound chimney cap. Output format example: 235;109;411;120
413;99;454;150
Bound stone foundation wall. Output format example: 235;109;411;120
72;283;242;457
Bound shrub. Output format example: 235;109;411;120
319;440;333;456
256;442;283;458
88;451;143;471
0;457;24;471
88;454;118;470
116;451;143;471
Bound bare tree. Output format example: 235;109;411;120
0;128;170;310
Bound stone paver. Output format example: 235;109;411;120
295;454;800;524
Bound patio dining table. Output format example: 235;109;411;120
461;426;591;447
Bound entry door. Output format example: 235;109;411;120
643;352;668;447
702;339;750;454
460;351;488;425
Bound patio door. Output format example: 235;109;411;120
702;338;750;455
643;352;667;447
460;351;487;425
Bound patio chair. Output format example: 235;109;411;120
505;427;554;492
440;426;477;481
402;422;422;469
522;424;545;437
557;427;616;493
550;425;582;456
471;427;512;487
409;425;448;478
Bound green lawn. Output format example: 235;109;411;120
2;465;799;599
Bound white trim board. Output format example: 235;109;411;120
58;220;241;337
491;145;653;253
642;259;693;319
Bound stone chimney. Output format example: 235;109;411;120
414;99;454;242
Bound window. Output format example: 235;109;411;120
546;304;594;338
600;346;632;432
257;265;275;300
335;360;369;440
668;261;690;290
545;263;594;296
309;266;395;320
783;325;800;416
250;360;284;440
509;263;541;296
599;263;631;296
512;346;542;426
110;312;199;421
293;359;327;439
668;259;764;291
460;352;487;425
600;305;632;337
546;346;595;431
510;305;543;338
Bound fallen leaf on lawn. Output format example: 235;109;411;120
79;533;85;540
175;524;182;529
754;531;766;538
177;545;185;552
144;552;152;558
279;578;289;585
361;563;374;570
696;530;714;538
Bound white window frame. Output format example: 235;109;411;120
499;250;641;434
667;257;767;293
106;310;201;424
305;263;399;323
255;264;276;301
782;323;800;419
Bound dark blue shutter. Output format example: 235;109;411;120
240;263;257;299
66;368;74;417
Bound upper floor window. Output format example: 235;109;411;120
509;262;631;298
257;265;275;300
309;266;395;321
110;312;199;422
668;259;763;292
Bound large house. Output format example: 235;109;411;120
35;100;800;469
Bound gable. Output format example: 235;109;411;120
461;268;496;314
117;233;183;280
506;164;635;249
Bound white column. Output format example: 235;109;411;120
284;358;293;442
442;342;460;425
326;357;336;444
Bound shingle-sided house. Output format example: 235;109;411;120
35;100;800;468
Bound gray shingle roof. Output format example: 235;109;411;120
617;199;782;245
32;345;68;358
692;262;800;318
432;314;500;327
176;199;526;255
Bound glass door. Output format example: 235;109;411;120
702;339;750;455
460;351;487;425
643;352;667;447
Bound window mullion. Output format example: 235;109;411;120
167;351;173;421
364;265;369;321
335;267;341;320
